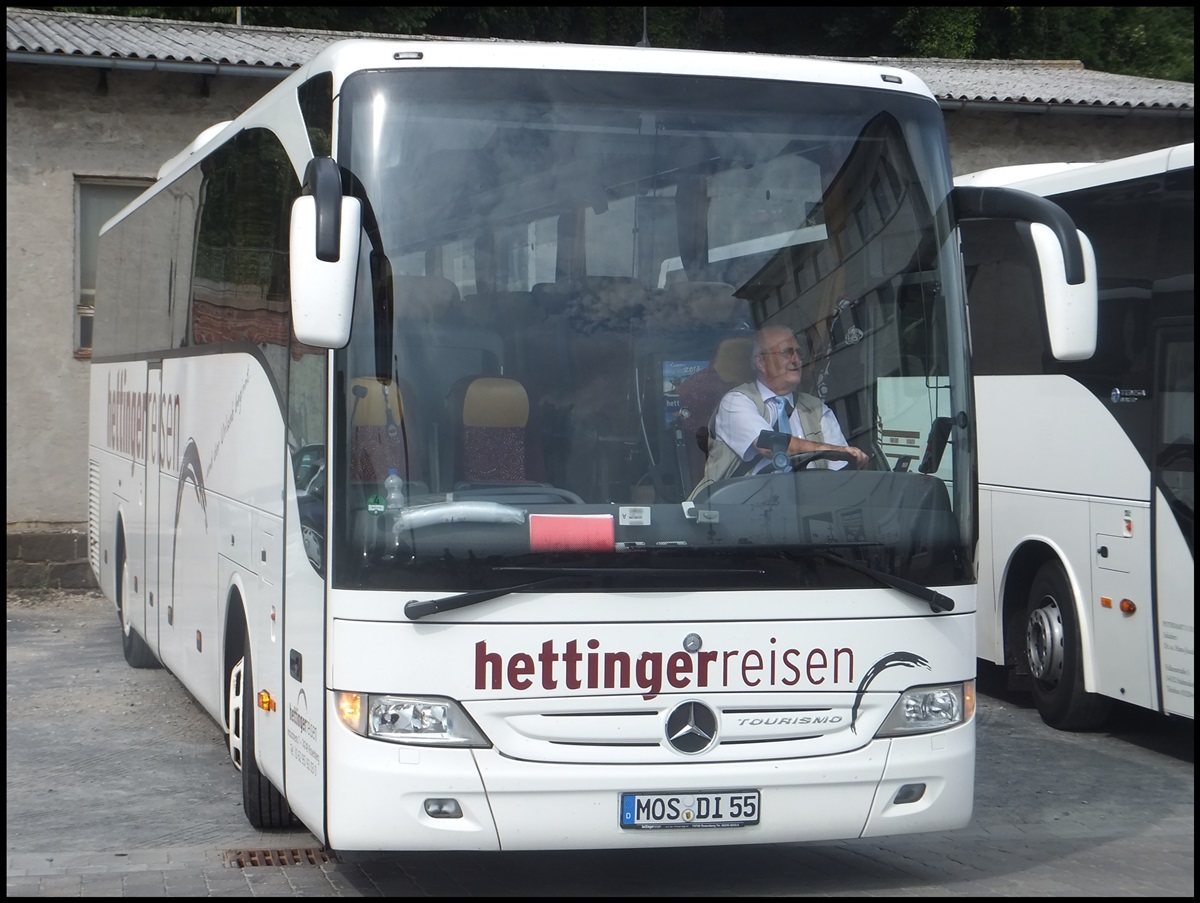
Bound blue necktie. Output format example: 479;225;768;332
774;396;793;472
774;396;793;435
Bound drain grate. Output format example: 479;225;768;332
224;847;338;868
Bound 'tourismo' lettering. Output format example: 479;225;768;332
474;638;855;700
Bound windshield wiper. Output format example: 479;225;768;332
404;566;765;621
809;549;955;613
405;576;569;620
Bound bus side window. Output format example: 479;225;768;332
190;127;299;392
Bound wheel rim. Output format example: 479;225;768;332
228;656;245;771
1027;596;1065;685
120;556;132;639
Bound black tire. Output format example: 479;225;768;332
238;631;293;828
116;537;159;670
1024;560;1112;731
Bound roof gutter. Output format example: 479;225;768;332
939;98;1192;118
7;50;296;79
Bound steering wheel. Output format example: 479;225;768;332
788;449;856;469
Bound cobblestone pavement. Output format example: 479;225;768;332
7;588;1194;896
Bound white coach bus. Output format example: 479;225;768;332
958;143;1194;731
88;38;1095;850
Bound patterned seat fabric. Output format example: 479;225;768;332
349;376;423;484
451;376;544;485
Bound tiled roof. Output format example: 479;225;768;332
7;7;1193;114
869;56;1194;114
5;7;476;72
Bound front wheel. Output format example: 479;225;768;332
230;631;293;828
1024;560;1112;731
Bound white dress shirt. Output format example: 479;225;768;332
713;380;849;474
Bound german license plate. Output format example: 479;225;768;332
620;790;760;829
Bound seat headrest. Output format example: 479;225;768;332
461;377;530;428
712;336;755;385
350;378;405;426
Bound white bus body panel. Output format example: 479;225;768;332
1156;487;1196;719
324;592;974;850
157;354;285;722
144;365;163;654
975;375;1146;500
957;143;1193;197
92;354;304;808
279;357;334;840
977;376;1157;695
91;361;149;618
1087;499;1155;710
326;720;973;851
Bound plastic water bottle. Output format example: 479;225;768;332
384;468;405;510
384;467;405;554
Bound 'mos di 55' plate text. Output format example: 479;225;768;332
620;791;760;829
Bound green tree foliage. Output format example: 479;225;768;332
893;7;982;58
974;7;1193;83
42;6;1193;82
43;6;443;32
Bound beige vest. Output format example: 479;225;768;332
689;383;827;499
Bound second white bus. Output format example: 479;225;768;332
958;143;1194;730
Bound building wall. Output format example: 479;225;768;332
4;60;1194;535
6;63;272;530
944;108;1192;176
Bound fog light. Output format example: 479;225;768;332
893;783;926;805
424;798;463;819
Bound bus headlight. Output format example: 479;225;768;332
335;692;491;747
876;681;974;737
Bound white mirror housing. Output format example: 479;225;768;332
1029;223;1098;361
289;194;361;348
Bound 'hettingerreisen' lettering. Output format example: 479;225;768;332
106;369;182;471
475;638;854;700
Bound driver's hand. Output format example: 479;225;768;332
845;446;870;469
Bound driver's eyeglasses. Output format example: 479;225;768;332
760;347;801;359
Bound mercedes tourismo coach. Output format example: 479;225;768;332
89;38;1096;850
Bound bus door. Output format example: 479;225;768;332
1152;322;1195;719
145;361;163;655
281;341;329;837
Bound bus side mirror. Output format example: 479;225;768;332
952;184;1098;363
289;157;362;349
290;194;361;348
1028;223;1097;361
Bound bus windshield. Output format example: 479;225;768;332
324;67;973;593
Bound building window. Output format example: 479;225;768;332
76;179;149;358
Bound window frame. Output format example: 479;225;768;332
75;177;151;359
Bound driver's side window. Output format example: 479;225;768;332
289;342;327;573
